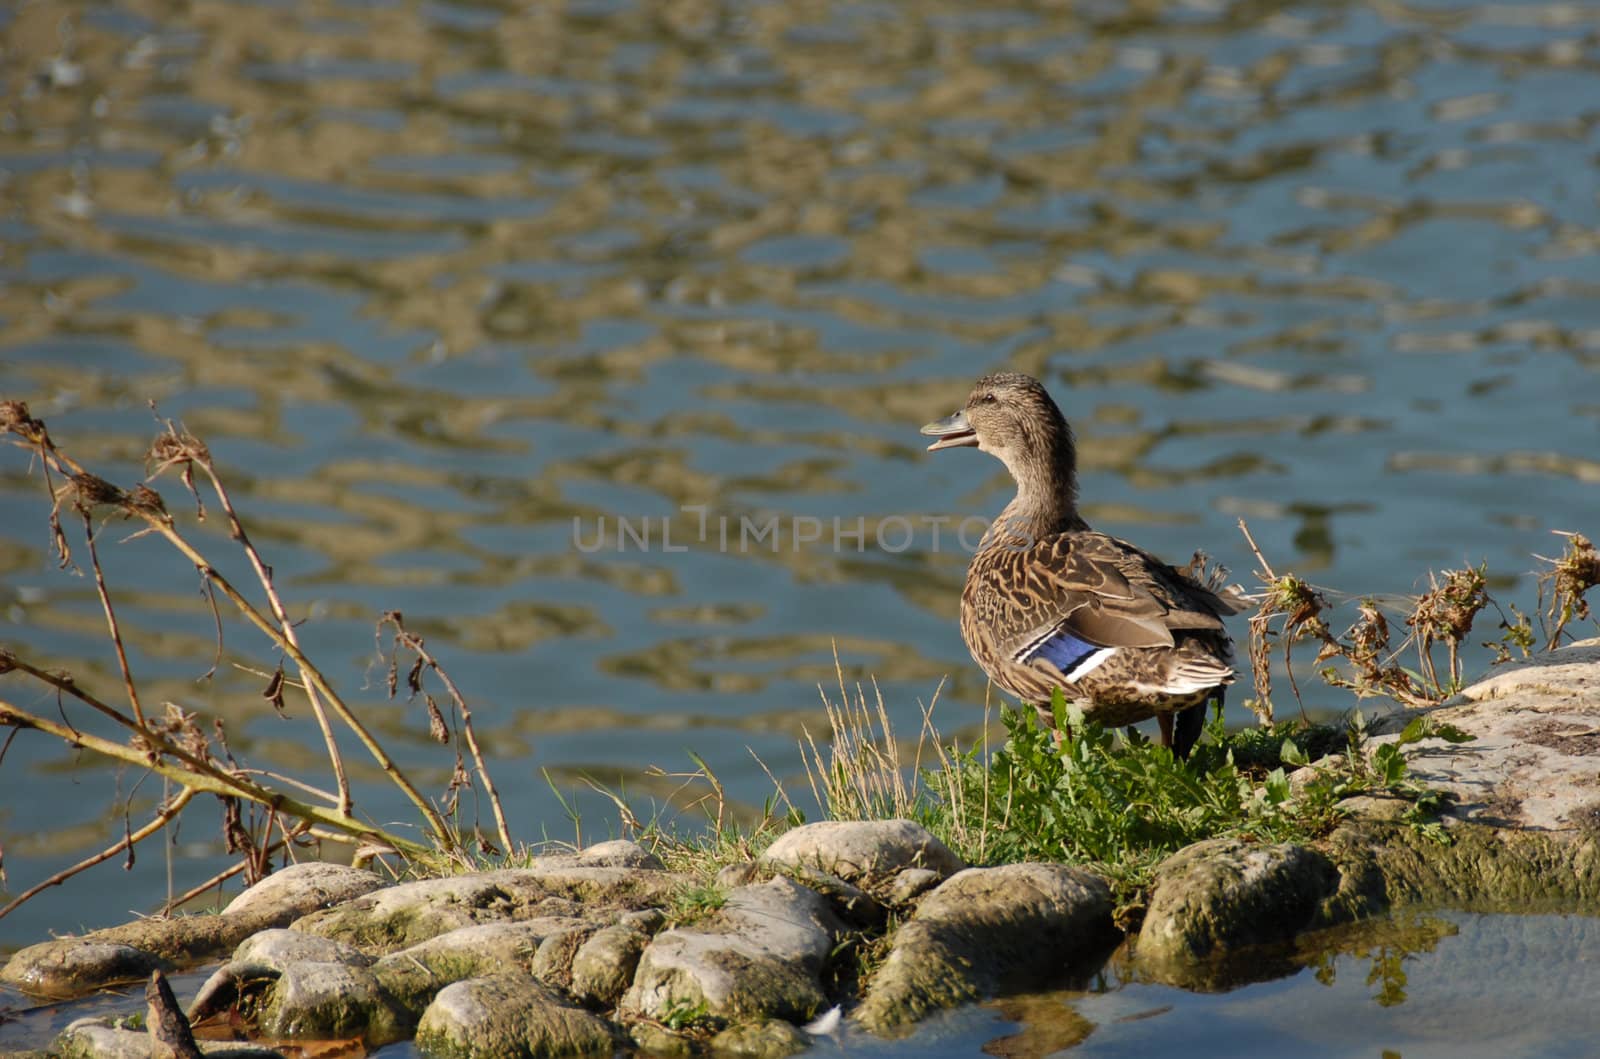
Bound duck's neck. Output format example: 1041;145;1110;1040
992;428;1089;543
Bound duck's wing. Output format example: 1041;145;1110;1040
969;532;1232;683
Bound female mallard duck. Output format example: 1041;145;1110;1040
921;372;1241;757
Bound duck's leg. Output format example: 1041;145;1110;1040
1157;711;1174;749
1170;689;1218;760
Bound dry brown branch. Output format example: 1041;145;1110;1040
5;653;238;779
1537;531;1600;650
2;407;456;852
0;400;501;919
153;420;353;816
80;508;148;728
159;835;290;916
377;611;513;854
142;520;452;846
1236;518;1563;713
1237;518;1276;582
229;766;341;805
1407;564;1488;693
0;696;429;859
0;789;196;921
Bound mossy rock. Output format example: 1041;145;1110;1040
857;863;1116;1032
414;974;618;1059
1134;837;1341;989
623;878;841;1025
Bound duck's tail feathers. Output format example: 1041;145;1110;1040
1159;654;1236;696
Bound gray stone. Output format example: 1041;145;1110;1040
228;927;372;968
708;1018;810;1058
531;925;599;989
618;908;665;934
530;839;665;871
760;821;964;896
626;1021;692;1056
189;933;410;1043
384;918;591;968
1;941;167;998
623;877;842;1024
569;926;649;1008
1323;815;1600;912
291;868;683;951
773;863;885;928
223;863;387;924
714;861;763;888
414;974;617;1058
1308;640;1600;916
1367;638;1600;831
287;874;535;949
372;919;593;1015
884;868;942;906
222;960;405;1042
857;863;1115;1031
515;864;685;907
5;863;385;998
1135;837;1340;985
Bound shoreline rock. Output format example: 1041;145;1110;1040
1133;838;1342;990
0;864;384;998
857;863;1116;1033
622;876;842;1026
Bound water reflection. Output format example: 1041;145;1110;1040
1299;912;1458;1009
4;0;1600;962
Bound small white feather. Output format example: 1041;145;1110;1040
802;1006;843;1037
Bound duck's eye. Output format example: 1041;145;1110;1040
980;393;997;404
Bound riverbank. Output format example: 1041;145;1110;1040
5;640;1598;1058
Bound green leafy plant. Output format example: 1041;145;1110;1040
656;997;717;1033
1278;710;1473;846
928;690;1328;896
925;684;1476;903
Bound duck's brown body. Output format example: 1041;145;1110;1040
923;372;1240;755
960;527;1237;729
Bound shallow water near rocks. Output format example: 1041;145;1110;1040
815;911;1600;1058
6;912;1587;1056
2;0;1600;1047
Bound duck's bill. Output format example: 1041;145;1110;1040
920;410;978;451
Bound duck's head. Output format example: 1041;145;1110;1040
920;372;1072;468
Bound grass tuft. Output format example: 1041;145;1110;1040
665;882;729;928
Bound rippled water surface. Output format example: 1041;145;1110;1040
2;0;1599;1030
